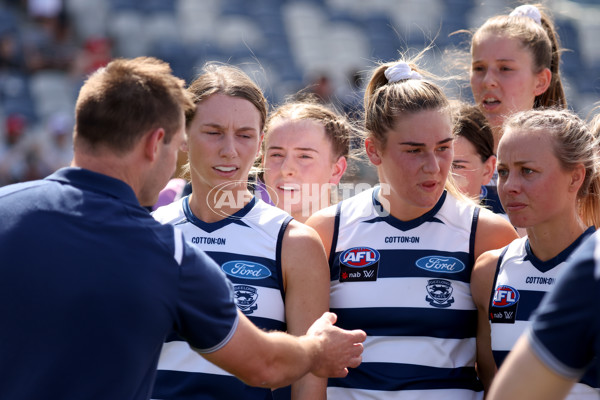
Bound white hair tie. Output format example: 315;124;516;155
510;4;542;25
384;61;422;83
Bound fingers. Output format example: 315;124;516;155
321;311;337;324
347;344;363;369
350;329;367;343
329;367;349;379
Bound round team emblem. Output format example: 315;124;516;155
340;247;380;268
492;285;520;307
234;285;259;315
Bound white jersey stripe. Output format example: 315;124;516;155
327;387;482;400
330;277;476;310
362;335;476;367
173;227;184;266
489;320;529;352
235;286;285;321
158;341;231;375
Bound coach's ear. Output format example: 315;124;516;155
145;128;165;161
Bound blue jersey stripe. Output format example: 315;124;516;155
328;363;483;392
247;315;286;332
511;289;547;321
206;252;281;290
333;249;473;283
331;307;477;339
492;350;509;367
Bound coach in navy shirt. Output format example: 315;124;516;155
0;57;365;400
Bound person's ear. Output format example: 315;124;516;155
328;156;348;185
365;137;382;166
144;128;165;161
534;68;552;96
482;155;497;185
180;134;188;153
569;163;586;194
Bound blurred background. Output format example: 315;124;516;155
0;0;599;187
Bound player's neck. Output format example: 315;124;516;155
188;188;254;223
526;214;588;262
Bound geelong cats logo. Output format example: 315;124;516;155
425;279;455;308
233;285;258;315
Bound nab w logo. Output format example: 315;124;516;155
493;285;520;307
339;247;380;282
363;269;375;278
340;247;380;268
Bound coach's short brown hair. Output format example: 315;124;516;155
74;57;193;154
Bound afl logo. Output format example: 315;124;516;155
340;247;380;268
222;261;271;280
415;256;465;273
493;285;520;307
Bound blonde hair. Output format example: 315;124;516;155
504;109;600;227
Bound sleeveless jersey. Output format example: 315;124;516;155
490;227;599;398
151;196;292;400
327;187;483;400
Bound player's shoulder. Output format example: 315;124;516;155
285;218;321;241
152;197;186;225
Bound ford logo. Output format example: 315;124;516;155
222;261;271;279
415;256;465;273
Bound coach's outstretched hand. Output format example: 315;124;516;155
305;312;366;378
202;310;366;389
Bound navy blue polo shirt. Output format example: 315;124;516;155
0;167;238;400
528;230;600;383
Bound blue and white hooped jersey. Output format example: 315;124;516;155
151;196;292;400
327;187;483;400
490;227;599;398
